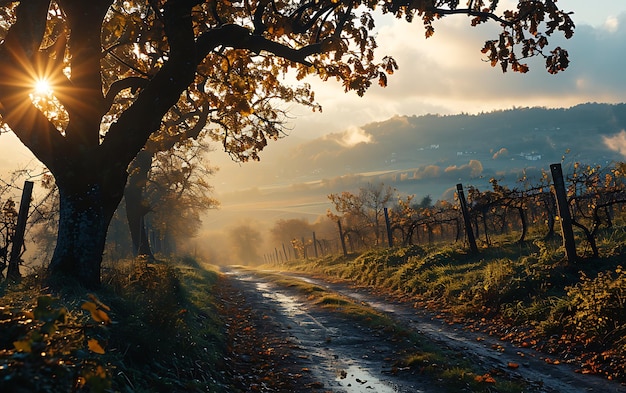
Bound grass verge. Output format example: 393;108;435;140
268;234;626;383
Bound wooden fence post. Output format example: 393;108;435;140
337;220;348;257
8;181;33;280
550;163;577;264
291;240;298;259
312;232;319;258
456;183;478;254
384;207;393;248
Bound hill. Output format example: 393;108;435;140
276;103;626;183
207;103;626;230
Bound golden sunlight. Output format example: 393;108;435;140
33;78;52;95
29;77;69;132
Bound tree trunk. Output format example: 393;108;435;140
48;161;127;288
517;206;527;243
48;172;126;288
125;150;155;258
0;1;199;288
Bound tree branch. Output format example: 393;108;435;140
101;1;198;167
104;77;150;111
196;24;322;66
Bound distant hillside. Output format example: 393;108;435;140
207;103;626;230
277;103;626;181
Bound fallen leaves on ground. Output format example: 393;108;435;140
215;276;325;392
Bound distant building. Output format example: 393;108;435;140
520;152;542;161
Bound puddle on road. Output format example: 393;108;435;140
336;365;407;393
252;279;410;393
289;274;401;315
350;295;399;315
256;282;304;318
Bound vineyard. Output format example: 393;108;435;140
266;161;626;262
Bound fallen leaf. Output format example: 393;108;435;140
88;338;105;354
13;340;32;353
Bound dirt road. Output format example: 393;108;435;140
219;266;626;393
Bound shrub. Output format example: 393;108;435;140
471;259;516;308
564;267;626;347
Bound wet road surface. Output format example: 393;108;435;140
222;266;626;393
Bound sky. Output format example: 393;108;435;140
196;0;626;195
281;0;626;139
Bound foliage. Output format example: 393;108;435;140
0;289;112;392
228;223;263;264
328;183;398;248
25;172;61;263
392;196;460;246
0;256;228;392
144;141;220;253
563;267;626;347
565;163;626;258
271;218;313;248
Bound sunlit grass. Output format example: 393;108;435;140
269;226;626;382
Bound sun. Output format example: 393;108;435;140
33;78;52;95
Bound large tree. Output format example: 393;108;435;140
0;0;574;287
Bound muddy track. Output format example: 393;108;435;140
220;267;626;393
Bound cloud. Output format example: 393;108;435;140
603;130;626;156
492;148;509;160
413;165;441;180
444;160;484;178
290;10;626;139
325;126;373;147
